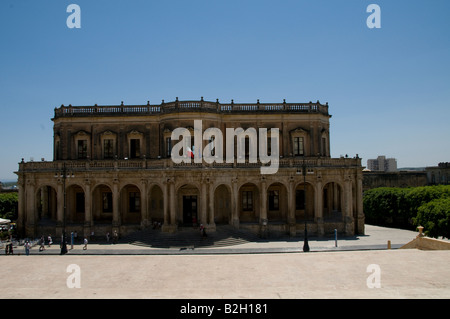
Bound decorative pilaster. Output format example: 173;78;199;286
231;177;239;228
140;179;149;228
315;172;324;237
260;177;268;238
344;174;354;236
112;178;120;233
25;179;36;237
162;176;177;233
356;173;365;235
288;176;296;237
200;179;207;225
83;179;92;238
208;181;216;231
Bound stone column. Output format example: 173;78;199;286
112;179;120;233
56;180;64;236
344;176;354;236
140;179;148;228
84;181;92;238
288;177;296;237
208;181;216;231
163;179;177;233
26;180;36;237
231;177;239;228
163;181;169;225
200;181;207;225
356;173;365;235
260;178;268;238
315;176;324;237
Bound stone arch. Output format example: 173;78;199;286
66;183;86;223
266;182;288;222
92;184;113;223
120;184;142;224
148;184;164;224
238;182;260;223
294;181;315;221
214;184;231;225
35;185;58;224
322;182;343;221
177;183;200;225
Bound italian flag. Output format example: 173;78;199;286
187;146;194;159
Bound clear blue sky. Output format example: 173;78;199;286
1;0;449;180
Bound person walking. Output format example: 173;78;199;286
24;241;30;256
113;230;118;244
39;236;45;251
83;237;88;250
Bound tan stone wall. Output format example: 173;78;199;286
17;100;364;239
401;237;450;250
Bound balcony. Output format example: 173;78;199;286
53;99;330;119
18;157;361;173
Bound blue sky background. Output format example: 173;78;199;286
1;0;449;180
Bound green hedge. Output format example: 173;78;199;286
363;185;450;238
413;197;450;239
0;192;18;220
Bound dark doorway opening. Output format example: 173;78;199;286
183;195;198;226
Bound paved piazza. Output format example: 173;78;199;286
2;249;450;299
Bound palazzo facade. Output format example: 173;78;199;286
16;98;364;239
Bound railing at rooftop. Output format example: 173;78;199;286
53;99;329;118
18;157;361;173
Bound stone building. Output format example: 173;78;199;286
367;156;397;172
15;98;364;239
362;171;428;191
426;162;450;185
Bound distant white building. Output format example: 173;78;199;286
367;156;397;172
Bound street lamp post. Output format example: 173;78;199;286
302;158;310;252
55;163;73;255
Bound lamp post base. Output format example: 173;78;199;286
60;233;68;255
303;222;310;252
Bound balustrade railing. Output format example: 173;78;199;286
54;100;329;118
19;157;360;173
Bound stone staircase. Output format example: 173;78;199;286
123;225;263;249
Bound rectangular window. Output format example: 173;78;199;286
77;140;88;159
130;139;140;159
242;191;253;211
296;190;305;210
166;137;172;157
293;137;304;156
103;139;114;159
102;192;113;213
245;137;249;156
268;190;279;210
210;136;215;156
129;192;141;213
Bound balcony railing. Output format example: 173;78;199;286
18;157;361;173
53;99;329;118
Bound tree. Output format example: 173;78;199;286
0;192;18;220
413;198;450;239
363;185;450;230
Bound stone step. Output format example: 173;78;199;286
124;225;263;249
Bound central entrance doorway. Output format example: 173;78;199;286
183;195;198;226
